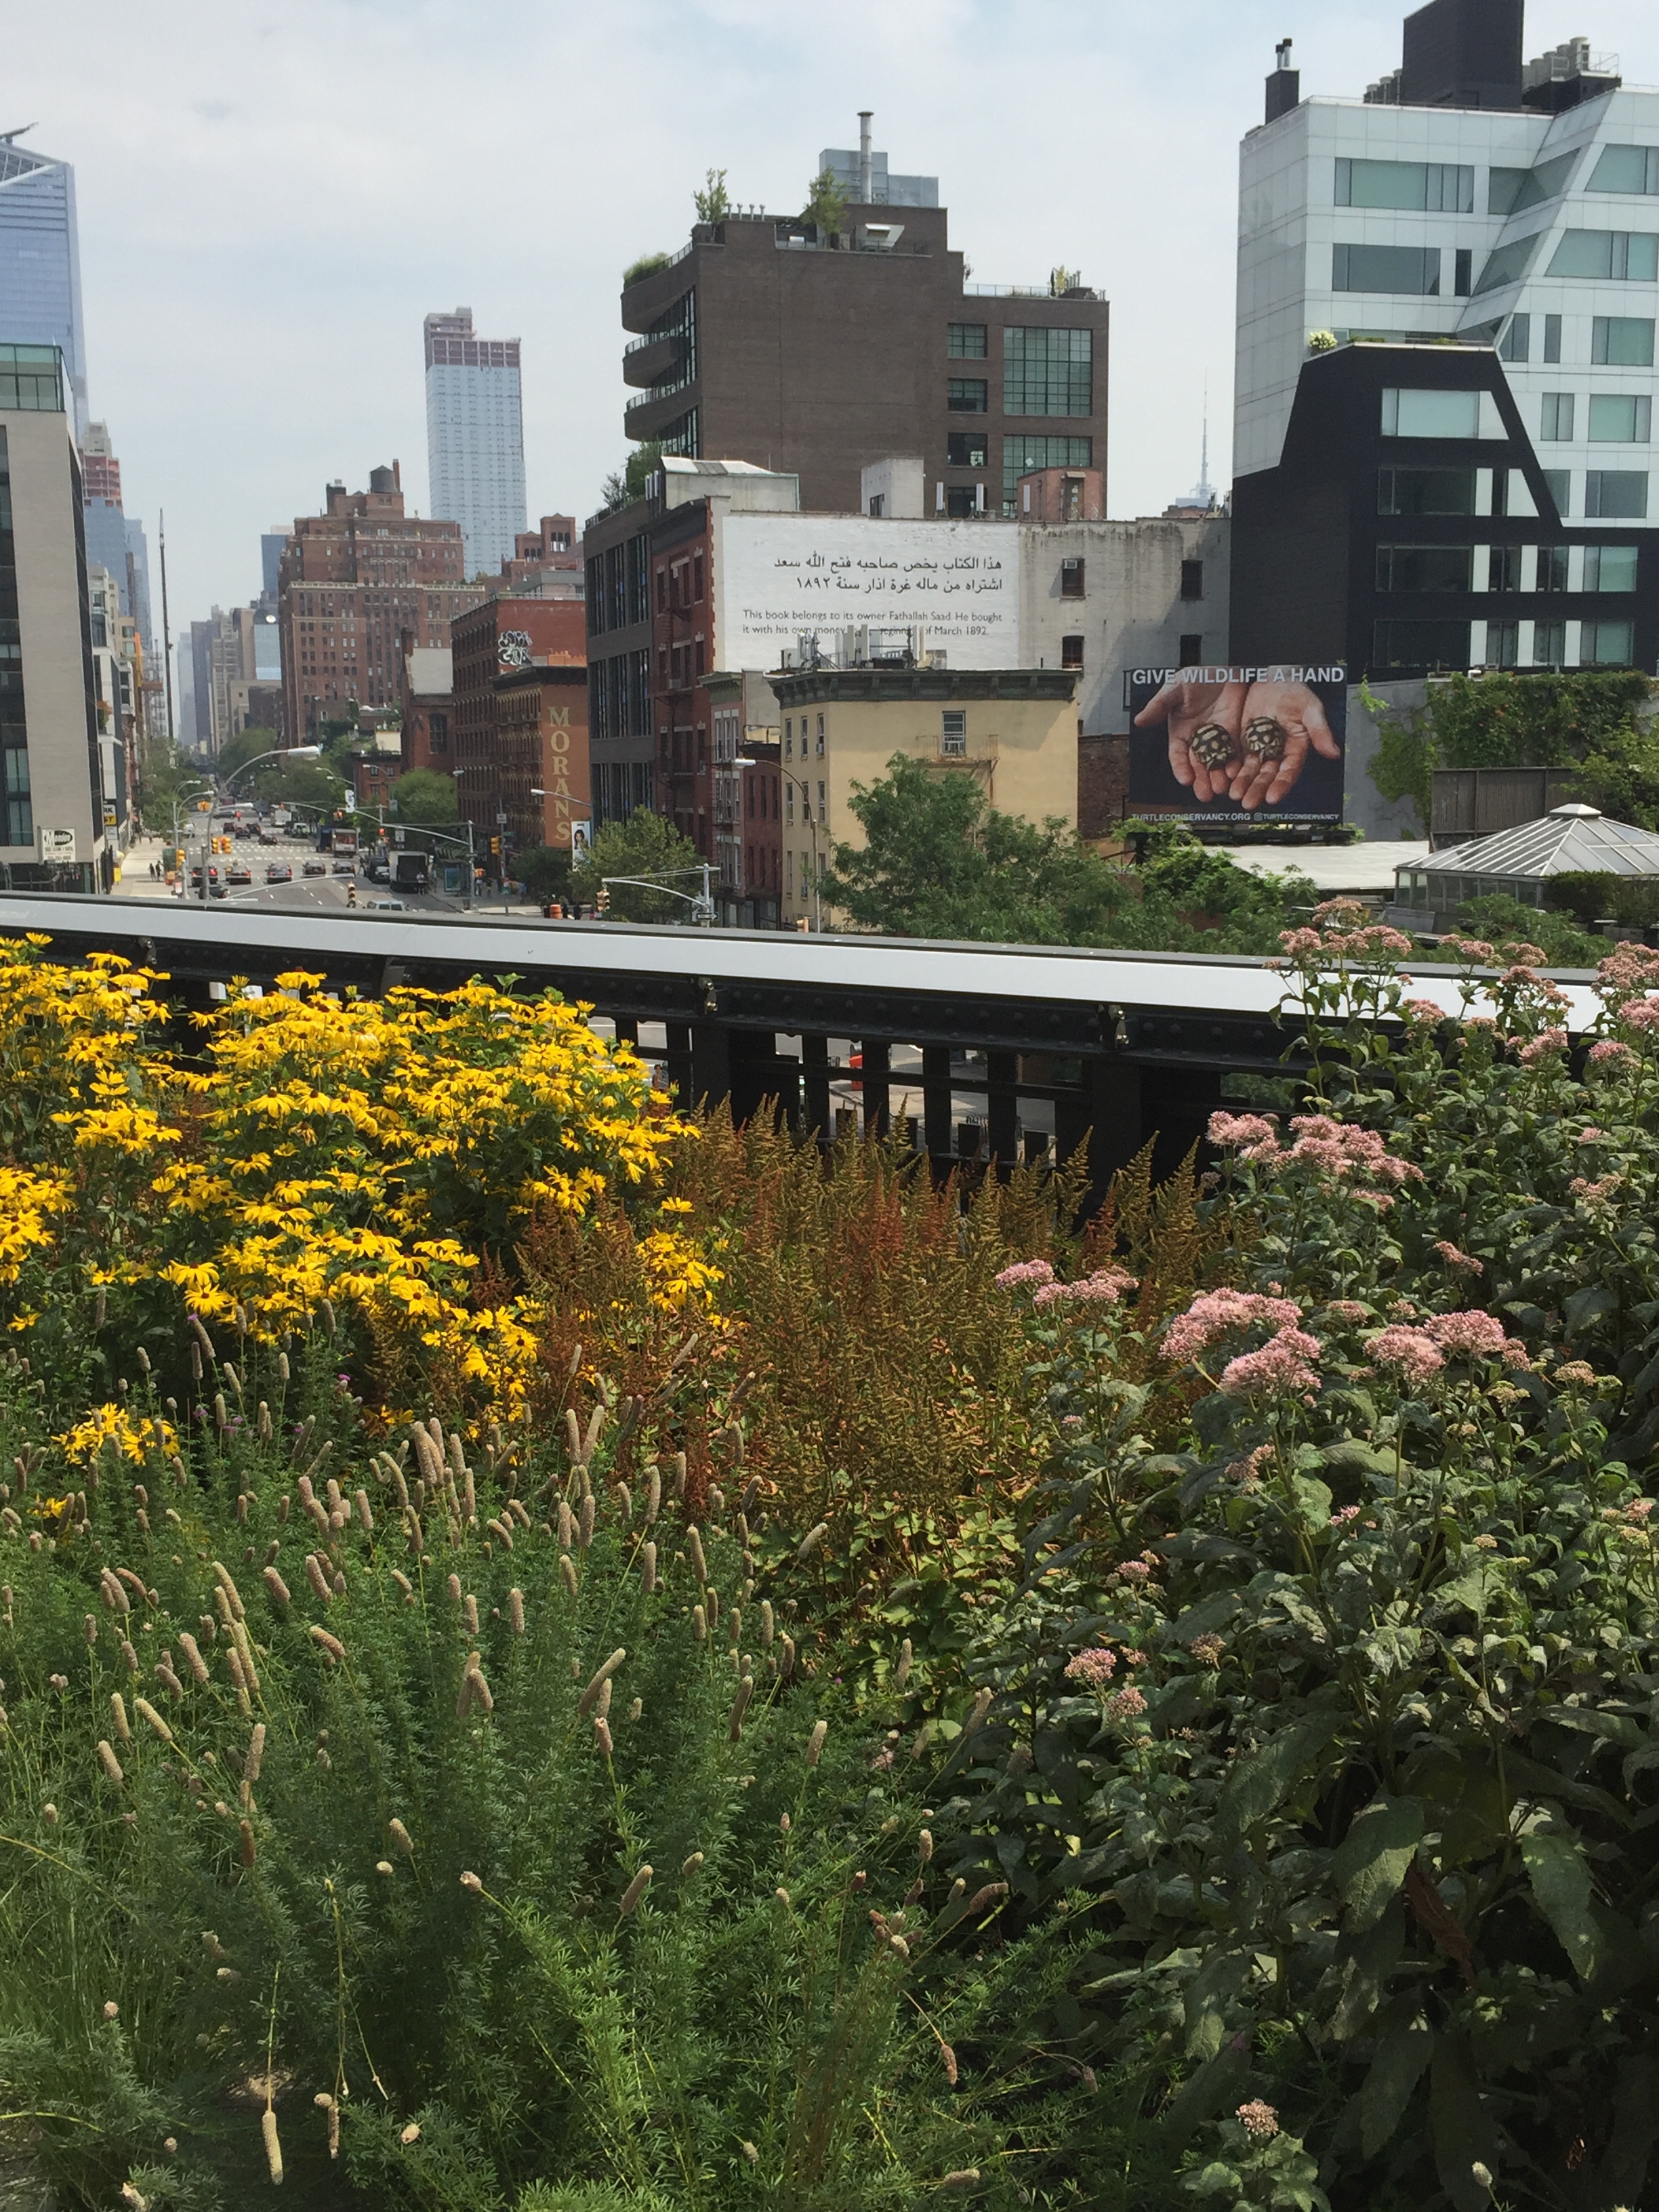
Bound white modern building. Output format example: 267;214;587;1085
1231;0;1659;680
423;308;527;580
0;131;88;441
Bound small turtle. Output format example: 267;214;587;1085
1189;722;1233;770
1244;716;1286;763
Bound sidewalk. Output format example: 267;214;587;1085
110;834;179;897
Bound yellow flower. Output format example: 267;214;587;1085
57;1403;176;1466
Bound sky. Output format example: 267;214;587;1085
11;0;1658;647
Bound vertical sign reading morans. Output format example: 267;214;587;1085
715;514;1020;669
1124;663;1348;823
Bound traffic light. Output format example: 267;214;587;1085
490;838;501;856
596;886;611;916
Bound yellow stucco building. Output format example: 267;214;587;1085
769;667;1080;926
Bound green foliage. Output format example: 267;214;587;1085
930;923;1659;2211
1447;892;1610;968
1364;671;1659;832
692;169;730;222
390;767;460;825
569;808;700;922
1545;868;1659;929
513;844;573;903
599;442;666;518
820;760;1313;954
622;254;671;289
804;169;850;234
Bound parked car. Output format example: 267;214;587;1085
302;859;327;877
265;862;293;884
331;859;354;875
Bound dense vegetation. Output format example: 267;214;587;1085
5;915;1659;2209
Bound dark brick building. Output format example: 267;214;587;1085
448;597;589;874
619;203;1109;523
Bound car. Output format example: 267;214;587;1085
209;880;228;899
331;859;354;875
302;859;327;877
226;863;252;886
367;897;407;912
264;862;293;884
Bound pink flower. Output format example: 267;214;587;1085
1118;1559;1153;1583
1190;1633;1225;1666
1620;997;1659;1031
1286;1115;1418;1185
1208;1111;1282;1162
1279;927;1323;958
1441;936;1494;963
1218;1326;1324;1399
1103;1685;1147;1722
1324;1300;1368;1323
1570;1174;1622;1205
1432;1241;1483;1275
1367;1325;1445;1384
1236;2101;1279;2142
1403;997;1448;1023
1589;1040;1635;1066
1032;1267;1136;1311
1624;1498;1655;1523
1425;1311;1509;1359
1518;1028;1568;1065
1329;1504;1362;1528
996;1258;1055;1290
1065;1647;1118;1687
1164;1288;1303;1364
1576;1127;1606;1141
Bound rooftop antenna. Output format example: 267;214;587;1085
0;125;39;144
858;110;873;203
1197;375;1214;506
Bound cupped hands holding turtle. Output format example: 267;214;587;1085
1133;675;1342;809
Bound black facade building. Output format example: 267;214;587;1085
1231;340;1658;679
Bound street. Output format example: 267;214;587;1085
109;833;535;919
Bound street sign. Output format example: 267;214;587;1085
36;827;75;862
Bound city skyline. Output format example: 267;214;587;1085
9;0;1658;640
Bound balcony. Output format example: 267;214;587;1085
624;384;696;437
623;329;689;388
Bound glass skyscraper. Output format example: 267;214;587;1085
0;134;87;441
424;307;527;579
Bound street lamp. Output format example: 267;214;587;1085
734;756;821;933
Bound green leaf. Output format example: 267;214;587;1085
1183;1948;1251;2059
1291;1475;1334;1525
1330;1900;1406;2042
1169;1592;1243;1647
1429;2032;1504;2212
1217;1716;1343;1846
1332;1797;1424;1932
1521;1830;1601;1982
1361;2015;1433;2158
1565;1282;1619;1332
1162;2036;1254;2146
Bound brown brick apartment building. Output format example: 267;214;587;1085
277;464;484;741
619;200;1109;521
448;596;590;874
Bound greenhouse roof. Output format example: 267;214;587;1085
1413;805;1659;882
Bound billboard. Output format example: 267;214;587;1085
716;514;1019;670
1124;663;1347;823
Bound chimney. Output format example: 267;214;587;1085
1265;37;1301;123
392;459;402;491
858;110;873;204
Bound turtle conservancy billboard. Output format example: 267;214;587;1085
1124;663;1348;823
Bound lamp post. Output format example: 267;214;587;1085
734;756;821;932
210;746;325;905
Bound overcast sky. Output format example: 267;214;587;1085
13;0;1656;637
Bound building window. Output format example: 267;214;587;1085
1536;546;1568;592
1060;557;1086;598
947;322;987;358
1061;634;1084;668
1178;632;1203;665
1002;434;1092;510
817;780;826;823
1586;470;1649;518
1582;619;1636;665
1543;314;1562;363
947;430;988;467
941;710;967;756
1540;392;1576;441
1333;243;1440;295
1588;144;1659;194
1485;621;1520;667
816;713;825;754
1471;237;1539;294
1498;314;1530;362
1372;620;1471;669
1590;394;1652;443
1454;247;1473;295
428;711;447;754
945;486;985;518
693;551;704;602
1179;558;1204;600
1002;327;1092;416
1378;466;1476;515
1592;316;1656;366
1380;388;1479;437
655;565;667;613
1336;157;1473;210
1488;150;1580;215
1490;544;1525;592
1547;230;1659;281
947;378;988;413
1534;621;1567;668
1584;544;1639;591
1542;468;1571;515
